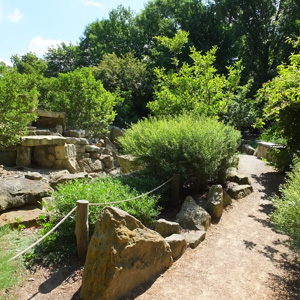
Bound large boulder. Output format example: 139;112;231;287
205;185;224;219
0;178;53;212
49;170;88;188
175;196;211;231
80;207;173;300
117;155;144;174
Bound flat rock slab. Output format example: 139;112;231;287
0;178;53;212
165;234;187;260
227;184;253;200
0;206;45;227
181;230;206;249
21;135;66;147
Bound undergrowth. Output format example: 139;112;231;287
24;173;166;268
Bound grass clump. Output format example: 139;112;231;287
118;113;241;186
271;157;300;249
0;225;38;298
25;174;164;266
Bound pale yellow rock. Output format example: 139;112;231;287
80;207;173;300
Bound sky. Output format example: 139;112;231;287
0;0;147;66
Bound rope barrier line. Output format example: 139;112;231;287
8;176;173;263
88;177;173;207
8;206;77;262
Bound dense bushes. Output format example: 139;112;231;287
26;175;163;265
271;158;300;248
119;113;241;186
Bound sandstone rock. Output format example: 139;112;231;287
109;126;125;148
227;184;253;199
55;158;81;174
176;196;211;231
25;172;43;180
55;144;77;160
16;146;31;167
117;154;144;174
0;178;53;212
66;137;89;145
242;144;255;155
165;234;187;260
0;206;46;227
100;155;114;169
223;190;233;207
155;219;180;238
181;230;206;249
81;207;173;300
49;170;88;188
21;135;66;147
205;185;224;219
226;167;251;185
78;158;103;173
85;145;101;153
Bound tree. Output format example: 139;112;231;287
11;52;47;75
214;0;300;91
147;31;253;128
42;68;118;134
93;52;152;126
44;42;81;77
256;48;300;151
79;6;143;66
0;66;38;148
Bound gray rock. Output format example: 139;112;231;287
49;170;88;188
226;167;251;185
165;234;187;260
0;178;53;212
78;158;103;173
176;196;211;231
181;230;206;249
100;155;114;170
227;184;253;199
155;219;180;238
205;185;223;219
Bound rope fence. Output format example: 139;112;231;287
8;175;176;262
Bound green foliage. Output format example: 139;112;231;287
147;30;252;125
256;50;300;152
41;67;117;135
271;157;300;248
93;52;152;126
119;113;241;186
0;225;38;296
0;66;38;148
25;175;162;266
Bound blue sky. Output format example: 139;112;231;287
0;0;147;66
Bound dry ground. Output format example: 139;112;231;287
9;155;300;300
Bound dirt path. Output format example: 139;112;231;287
12;155;300;300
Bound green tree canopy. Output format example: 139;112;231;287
0;66;38;148
42;67;118;134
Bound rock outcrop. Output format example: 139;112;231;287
80;207;173;300
155;219;180;238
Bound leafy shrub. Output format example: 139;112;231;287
271;157;300;248
118;113;241;186
25;175;162;266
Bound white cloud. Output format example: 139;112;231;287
7;8;23;23
82;0;104;8
29;36;63;56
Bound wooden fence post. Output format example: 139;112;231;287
75;200;89;260
172;174;181;207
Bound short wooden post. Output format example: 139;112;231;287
171;174;181;207
75;200;89;260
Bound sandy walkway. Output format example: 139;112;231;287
130;155;299;300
